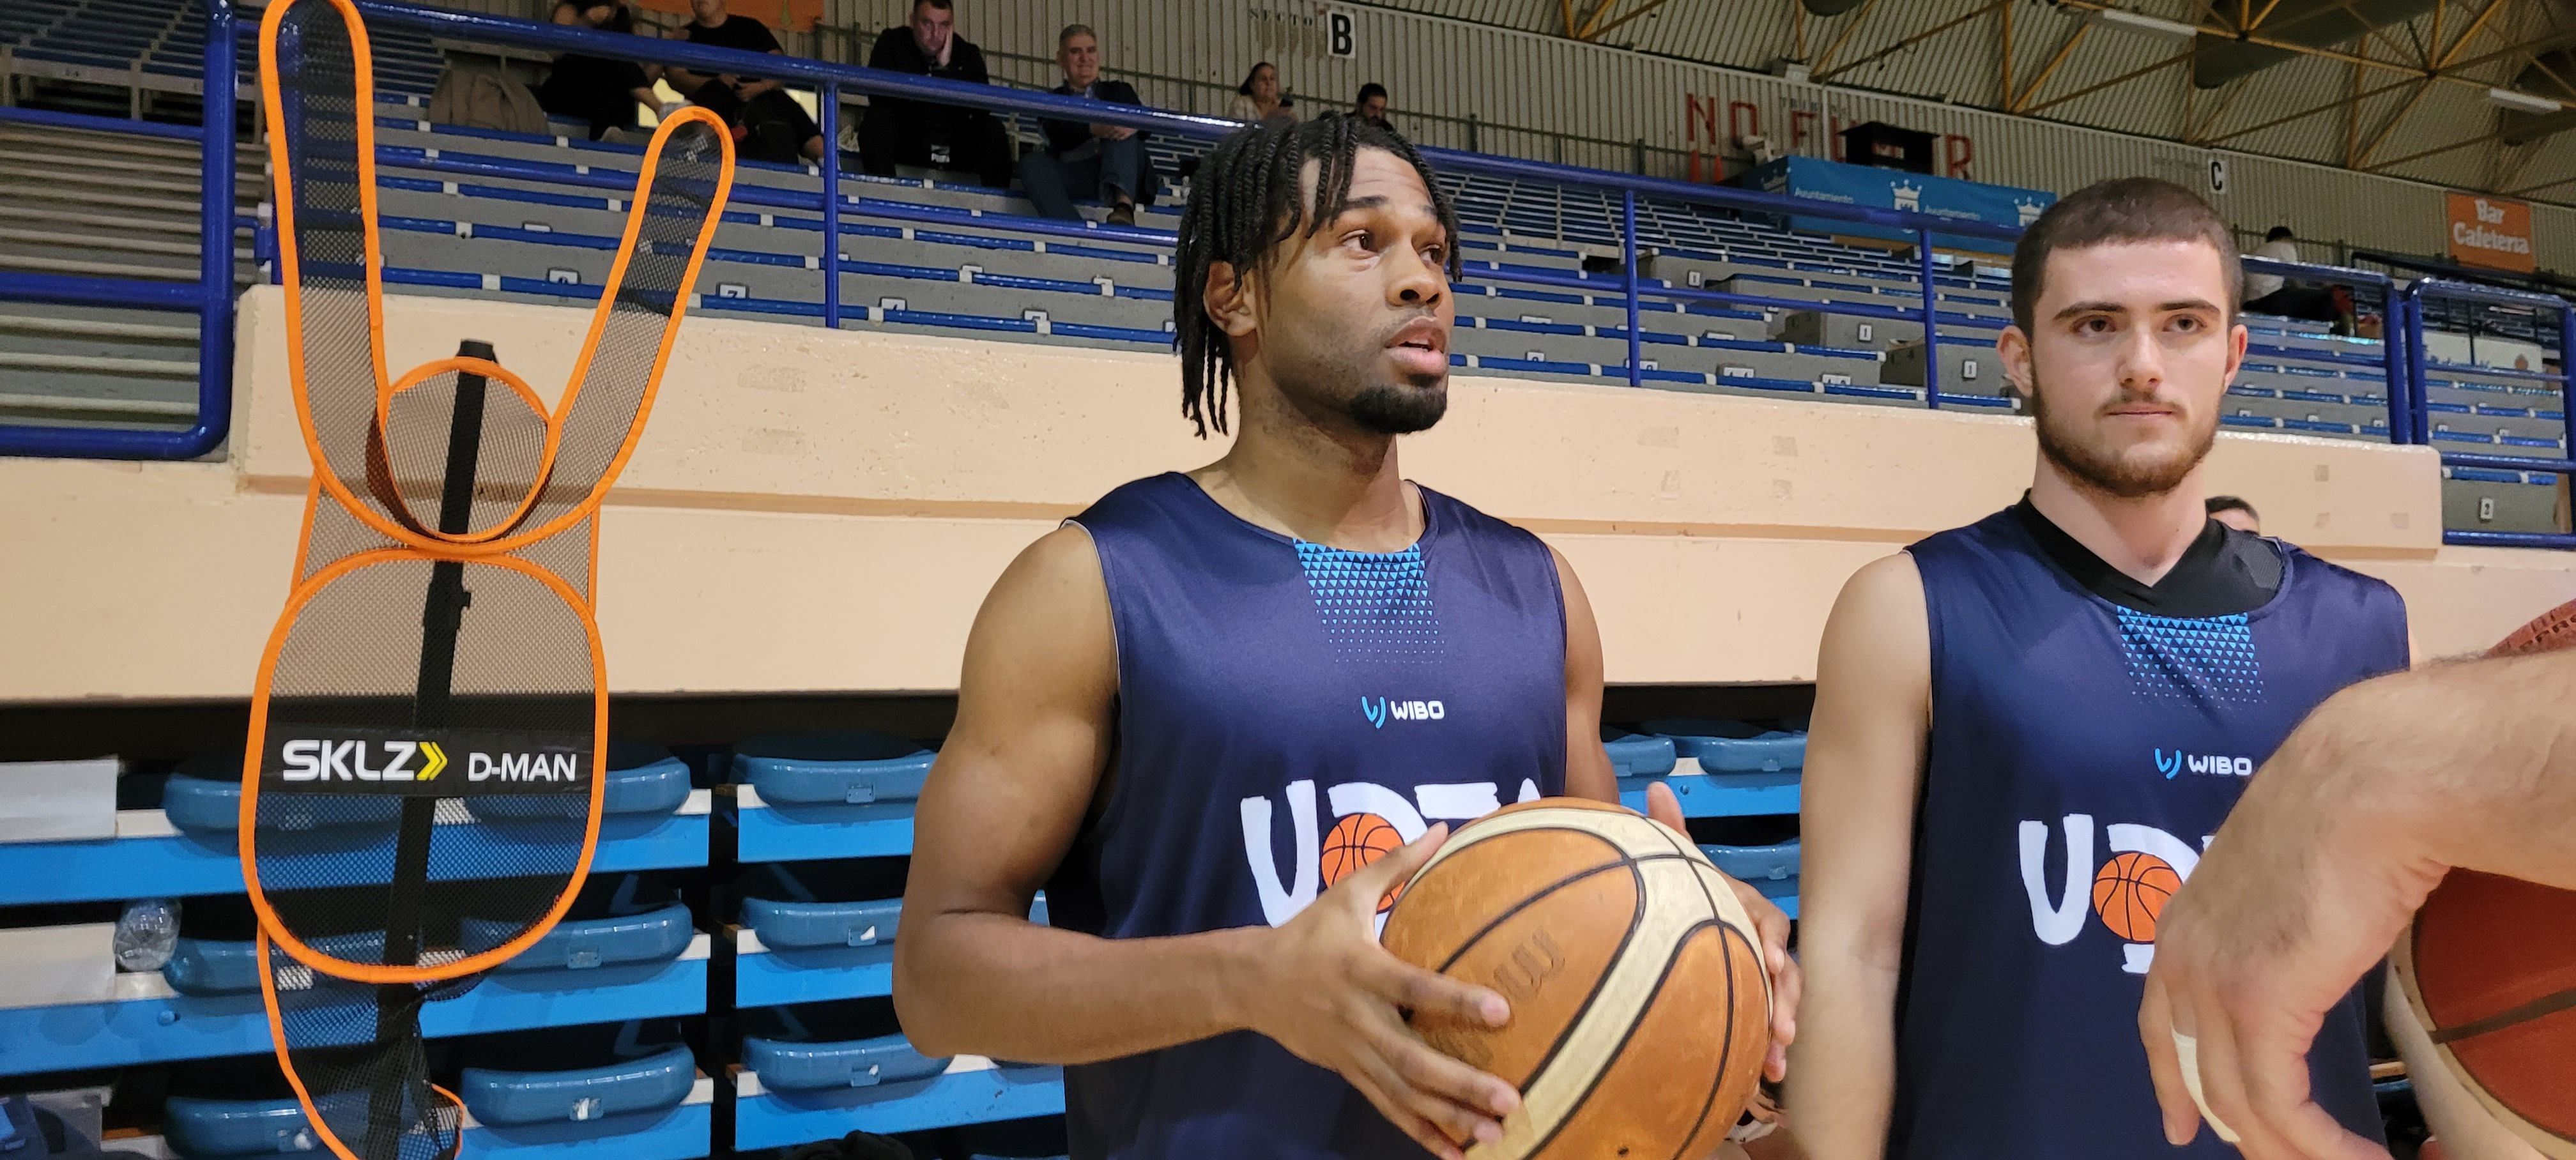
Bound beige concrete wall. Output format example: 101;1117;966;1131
2;287;2568;703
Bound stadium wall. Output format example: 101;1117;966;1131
777;0;2573;271
4;289;2571;704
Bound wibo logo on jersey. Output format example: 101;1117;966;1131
2152;749;2253;779
1360;696;1446;729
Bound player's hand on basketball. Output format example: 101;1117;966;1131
1643;781;1799;1082
1244;822;1519;1160
2138;705;2443;1160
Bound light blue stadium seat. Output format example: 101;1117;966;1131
456;1021;697;1128
1640;719;1807;774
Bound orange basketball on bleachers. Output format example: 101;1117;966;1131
1379;798;1770;1159
2391;598;2576;1159
2092;851;2182;942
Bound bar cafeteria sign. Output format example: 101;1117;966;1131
2446;192;2535;273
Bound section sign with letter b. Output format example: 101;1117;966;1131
1326;7;1354;57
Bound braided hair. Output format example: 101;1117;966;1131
1173;116;1462;438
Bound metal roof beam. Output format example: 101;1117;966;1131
2195;22;2563;144
2053;0;2493;79
2365;116;2536;169
2009;19;2095;112
2023;46;2196;115
1816;0;2010;82
1811;0;1887;74
2352;75;2437;166
2188;75;2258;141
2434;0;2518;69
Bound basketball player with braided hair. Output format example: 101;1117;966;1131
1791;177;2415;1160
895;116;1797;1160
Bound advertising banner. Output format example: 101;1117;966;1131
1744;156;2052;254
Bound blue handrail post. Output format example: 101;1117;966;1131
1917;229;1940;409
192;0;238;457
2404;283;2430;447
818;82;841;330
1621;189;1640;388
2390;295;2411;443
2559;299;2575;468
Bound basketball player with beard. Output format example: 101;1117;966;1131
893;116;1796;1160
1788;178;2412;1159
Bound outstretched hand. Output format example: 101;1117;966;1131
1244;823;1519;1160
1642;781;1800;1081
2138;713;2445;1160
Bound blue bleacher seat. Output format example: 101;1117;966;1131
457;1023;697;1127
1641;720;1807;774
733;733;937;807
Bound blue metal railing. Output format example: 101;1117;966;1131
0;0;236;460
0;0;2565;549
2400;279;2576;550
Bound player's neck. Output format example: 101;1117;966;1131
1194;384;1420;552
2027;458;2207;586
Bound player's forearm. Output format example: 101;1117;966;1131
2294;651;2576;889
893;912;1264;1063
1782;949;1898;1160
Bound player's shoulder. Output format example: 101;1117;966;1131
2274;536;2404;605
1415;482;1542;548
1832;551;1928;625
1904;505;2023;561
1065;472;1195;536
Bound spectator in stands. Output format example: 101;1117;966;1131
858;0;1015;189
2205;495;2259;533
663;0;824;164
1350;82;1392;131
1017;24;1148;226
535;0;661;141
1227;61;1299;125
2241;225;2343;328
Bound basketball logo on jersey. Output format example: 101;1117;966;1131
2019;813;2210;974
1241;777;1543;927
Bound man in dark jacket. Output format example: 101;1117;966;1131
859;0;1013;188
663;0;822;162
1016;24;1150;224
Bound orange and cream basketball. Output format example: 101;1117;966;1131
2391;597;2576;1160
1379;798;1771;1159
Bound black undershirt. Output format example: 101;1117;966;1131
2011;495;2283;618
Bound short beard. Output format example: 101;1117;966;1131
2027;374;2214;499
1346;383;1448;434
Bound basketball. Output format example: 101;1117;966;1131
1323;813;1409;912
2092;851;2181;942
2391;598;2576;1158
1379;798;1770;1159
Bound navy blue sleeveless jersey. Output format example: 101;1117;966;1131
1890;507;2408;1159
1051;472;1569;1160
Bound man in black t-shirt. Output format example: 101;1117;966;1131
857;0;1014;188
664;0;822;164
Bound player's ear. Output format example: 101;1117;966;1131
1998;324;2035;401
1204;259;1259;339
